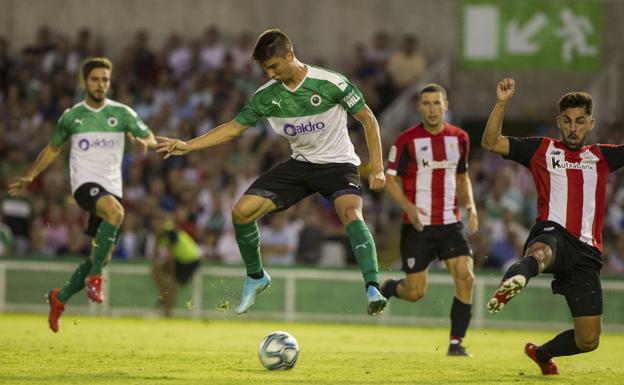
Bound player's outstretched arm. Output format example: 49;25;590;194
353;105;385;191
156;119;249;159
481;78;514;156
8;143;63;196
127;132;157;154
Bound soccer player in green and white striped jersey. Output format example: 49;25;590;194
157;29;387;316
8;58;156;332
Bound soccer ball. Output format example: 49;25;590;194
258;331;300;370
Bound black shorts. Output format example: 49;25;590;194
175;260;200;285
400;222;472;273
245;158;362;211
524;221;603;317
73;182;121;238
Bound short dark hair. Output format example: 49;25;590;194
558;92;593;115
81;57;113;81
252;29;293;63
419;83;447;101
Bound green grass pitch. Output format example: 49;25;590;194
1;313;622;384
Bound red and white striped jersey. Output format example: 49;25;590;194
506;136;624;251
386;123;469;226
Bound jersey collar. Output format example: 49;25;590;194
81;99;108;113
553;138;590;154
281;64;309;93
418;122;448;136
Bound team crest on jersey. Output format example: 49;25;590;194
407;258;416;269
90;187;100;197
107;117;118;127
310;94;322;106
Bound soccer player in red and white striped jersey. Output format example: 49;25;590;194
381;84;478;356
482;78;624;375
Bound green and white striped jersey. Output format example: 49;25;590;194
236;65;366;165
51;99;152;197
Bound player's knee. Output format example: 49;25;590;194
103;202;124;225
577;335;600;352
231;205;252;224
404;287;426;302
112;206;125;225
459;272;474;290
341;207;362;224
526;243;553;269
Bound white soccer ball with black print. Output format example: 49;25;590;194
258;331;300;370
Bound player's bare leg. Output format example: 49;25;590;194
394;271;428;302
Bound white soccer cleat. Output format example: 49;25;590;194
366;285;388;315
235;271;271;315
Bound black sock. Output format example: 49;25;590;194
502;256;539;282
248;270;264;279
381;279;403;298
366;281;380;291
450;297;472;339
538;329;584;362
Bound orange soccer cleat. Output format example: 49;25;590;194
47;289;65;333
85;274;104;303
525;343;559;375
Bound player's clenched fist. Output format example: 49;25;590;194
368;170;386;191
497;78;515;103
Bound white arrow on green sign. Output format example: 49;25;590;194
462;0;603;70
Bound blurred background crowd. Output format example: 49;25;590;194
1;24;624;276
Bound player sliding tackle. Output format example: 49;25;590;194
481;78;622;375
157;29;387;315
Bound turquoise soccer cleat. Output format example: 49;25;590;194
366;285;387;315
235;271;271;315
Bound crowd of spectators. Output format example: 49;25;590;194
1;25;623;276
